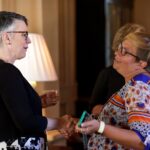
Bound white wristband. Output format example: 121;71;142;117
98;121;105;134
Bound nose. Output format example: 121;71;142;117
27;37;31;44
114;50;118;56
114;50;122;61
114;49;123;58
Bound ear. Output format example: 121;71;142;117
139;60;147;68
1;32;11;45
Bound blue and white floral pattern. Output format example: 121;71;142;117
0;137;46;150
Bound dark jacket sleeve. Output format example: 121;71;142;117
89;67;110;110
0;63;47;133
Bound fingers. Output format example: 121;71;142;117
46;90;58;99
75;119;99;134
40;90;58;107
59;127;76;139
59;129;71;139
59;115;78;138
75;127;90;134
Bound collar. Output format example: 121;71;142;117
132;73;150;84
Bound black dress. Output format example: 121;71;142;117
0;60;47;149
89;65;125;111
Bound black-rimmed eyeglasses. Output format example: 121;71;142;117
6;31;28;41
118;42;140;61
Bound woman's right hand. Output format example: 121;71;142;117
75;119;100;135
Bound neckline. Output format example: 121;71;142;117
132;73;150;84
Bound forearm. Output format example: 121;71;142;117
103;124;144;150
46;117;60;131
79;120;144;149
46;115;76;131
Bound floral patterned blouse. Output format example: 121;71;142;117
88;73;150;150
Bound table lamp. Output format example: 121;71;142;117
14;33;57;83
14;33;58;107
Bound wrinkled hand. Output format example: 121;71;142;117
75;119;100;135
59;115;78;138
40;90;58;108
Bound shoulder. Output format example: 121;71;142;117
0;61;17;72
0;61;22;79
132;73;150;84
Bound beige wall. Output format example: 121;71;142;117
15;0;43;33
42;0;59;74
0;0;43;33
133;0;150;32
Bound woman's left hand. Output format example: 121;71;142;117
75;119;100;134
40;90;58;108
59;115;78;138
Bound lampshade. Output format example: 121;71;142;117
14;33;58;82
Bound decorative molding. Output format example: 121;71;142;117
58;0;77;115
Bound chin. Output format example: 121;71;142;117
113;63;121;74
18;55;26;60
113;62;117;70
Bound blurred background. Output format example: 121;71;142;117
1;0;150;120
